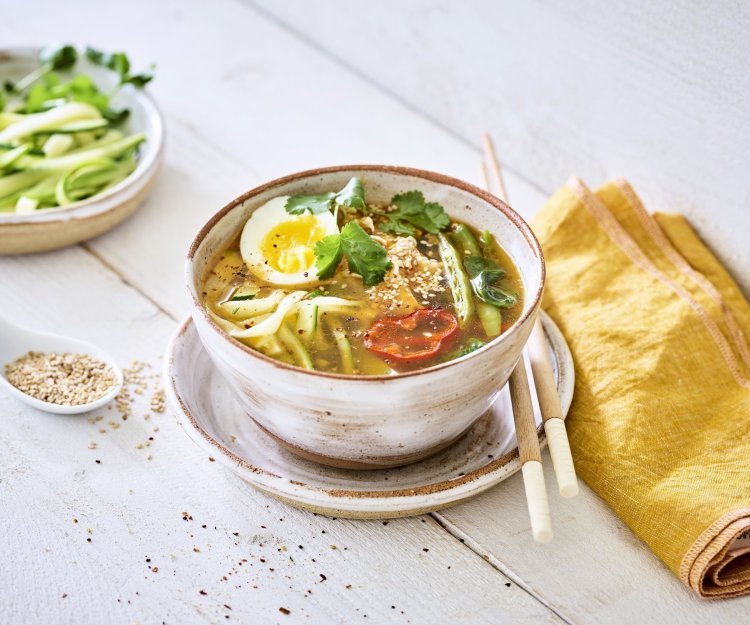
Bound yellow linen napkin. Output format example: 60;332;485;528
533;177;750;598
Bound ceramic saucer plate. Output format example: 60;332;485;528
164;311;574;519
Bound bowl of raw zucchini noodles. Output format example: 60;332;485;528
186;166;545;469
0;46;164;254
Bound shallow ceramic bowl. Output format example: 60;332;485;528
0;47;164;254
186;166;545;469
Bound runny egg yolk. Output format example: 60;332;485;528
259;214;329;274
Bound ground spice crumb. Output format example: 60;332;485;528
61;593;67;599
152;567;159;573
199;590;207;596
279;607;290;615
346;584;352;589
319;574;327;582
4;351;116;405
208;457;216;462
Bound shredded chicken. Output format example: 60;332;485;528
366;236;446;311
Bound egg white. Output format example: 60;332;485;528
240;196;338;286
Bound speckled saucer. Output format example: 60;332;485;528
164;311;574;519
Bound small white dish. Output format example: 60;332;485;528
0;315;123;415
0;47;164;254
164;311;573;519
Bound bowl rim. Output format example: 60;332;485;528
186;164;545;381
0;46;165;222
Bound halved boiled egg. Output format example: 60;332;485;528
240;196;337;286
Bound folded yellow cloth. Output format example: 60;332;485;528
533;177;750;598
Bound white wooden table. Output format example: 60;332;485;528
2;2;748;623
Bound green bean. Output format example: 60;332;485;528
452;223;482;256
438;234;474;327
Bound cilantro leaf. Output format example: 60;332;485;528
314;235;344;279
378;218;416;236
287;192;337;216
335;177;366;210
340;222;391;286
122;69;155;88
5;44;78;95
379;190;450;235
313;222;391;286
85;47;155;89
464;256;517;308
409;201;450;232
40;44;78;72
285;177;366;216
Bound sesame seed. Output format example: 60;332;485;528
4;352;116;406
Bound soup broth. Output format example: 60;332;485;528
202;180;524;375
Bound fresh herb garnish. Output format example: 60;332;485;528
5;44;78;95
464;256;517;308
379;190;450;236
304;289;323;299
85;47;155;88
229;293;256;302
314;236;344;280
286;177;366;216
314;222;391;286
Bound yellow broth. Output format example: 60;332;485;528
202;223;524;375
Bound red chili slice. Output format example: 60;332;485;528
364;309;459;362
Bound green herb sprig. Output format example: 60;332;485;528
285;177;365;216
85;47;155;88
379;190;450;236
5;44;78;95
315;222;391;286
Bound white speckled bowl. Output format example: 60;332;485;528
186;166;544;469
0;47;164;254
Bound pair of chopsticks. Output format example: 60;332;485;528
480;134;578;543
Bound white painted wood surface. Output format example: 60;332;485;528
2;1;749;623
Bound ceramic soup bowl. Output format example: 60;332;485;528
186;166;544;469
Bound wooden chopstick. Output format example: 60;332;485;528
526;318;579;497
481;132;578;500
480;136;552;543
